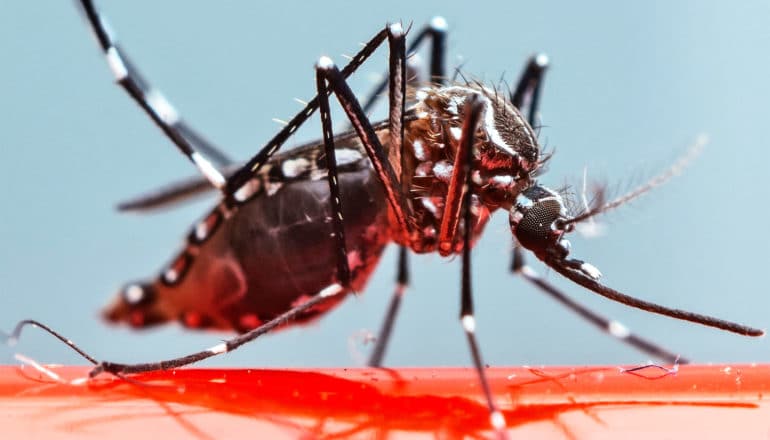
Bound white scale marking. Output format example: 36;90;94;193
335;148;364;166
163;268;179;284
319;283;344;298
461;315;476;333
281;157;311;178
388;22;404;36
207;343;228;354
233;179;261;202
195;221;209;241
432;161;453;182
421;198;438;216
412;140;426;161
317;56;335;70
519;265;538;278
430;16;448;31
191;152;226;189
265;181;283;196
145;89;180;125
490;411;506;431
105;47;128;81
124;284;145;304
580;262;603;280
608;321;631;339
483;97;518;158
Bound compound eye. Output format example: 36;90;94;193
509;185;568;254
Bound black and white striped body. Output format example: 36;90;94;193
9;8;762;440
105;85;542;333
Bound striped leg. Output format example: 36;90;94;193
5;285;346;376
76;0;231;190
367;18;448;368
455;95;508;438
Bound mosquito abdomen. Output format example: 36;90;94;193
104;164;390;333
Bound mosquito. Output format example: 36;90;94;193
6;0;764;437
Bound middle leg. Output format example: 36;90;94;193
367;18;450;367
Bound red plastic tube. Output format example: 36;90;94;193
2;363;770;439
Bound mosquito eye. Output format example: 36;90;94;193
509;185;568;254
515;199;562;237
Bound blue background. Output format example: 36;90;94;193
1;1;769;368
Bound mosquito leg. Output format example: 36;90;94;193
363;17;447;367
452;94;508;436
6;276;348;377
308;25;415;285
225;28;393;202
510;53;549;127
82;283;347;376
315;59;414;239
4;320;99;366
509;246;689;364
315;21;458;366
368;247;409;367
387;23;408;182
424;17;449;84
76;0;231;189
370;25;411;362
436;89;484;254
360;16;448;115
315;66;353;285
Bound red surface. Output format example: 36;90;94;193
2;363;770;439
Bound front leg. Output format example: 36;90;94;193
437;93;510;437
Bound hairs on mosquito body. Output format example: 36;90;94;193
496;74;511;100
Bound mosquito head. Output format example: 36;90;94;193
509;183;574;259
510;182;606;280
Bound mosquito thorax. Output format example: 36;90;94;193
401;85;541;253
411;85;539;173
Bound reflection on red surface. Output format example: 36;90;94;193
2;364;770;439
